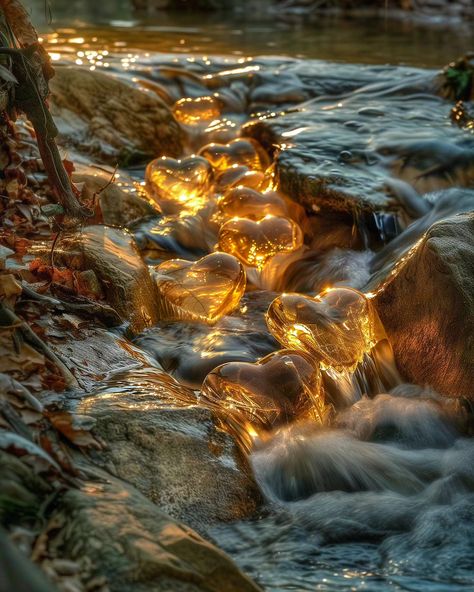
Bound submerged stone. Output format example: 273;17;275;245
374;213;474;400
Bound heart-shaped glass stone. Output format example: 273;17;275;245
218;215;304;269
215;165;265;192
199;138;270;172
201;349;326;436
173;96;222;126
153;252;246;324
145;155;213;214
219;187;290;220
266;288;383;372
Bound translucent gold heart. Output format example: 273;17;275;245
219;187;290;220
145;155;213;214
153;252;246;324
266;288;383;372
173;96;222;126
201;349;325;436
215;165;265;192
199;138;270;172
218;215;304;269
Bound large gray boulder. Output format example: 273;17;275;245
374;213;474;400
50;67;183;165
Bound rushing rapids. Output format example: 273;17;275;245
32;13;474;592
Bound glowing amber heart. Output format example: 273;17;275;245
215;166;265;192
153;252;246;324
266;288;384;372
218;215;304;269
219;187;290;220
173;96;222;126
145;155;213;214
199;138;270;172
201;350;326;436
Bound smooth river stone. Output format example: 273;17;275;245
201;349;326;437
49;66;183;165
374;212;474;401
266;288;384;372
153;252;246;324
199;138;270;172
218;215;304;268
145;155;214;214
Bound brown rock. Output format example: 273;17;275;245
374;213;474;399
74;172;157;227
50;66;183;164
57;226;160;333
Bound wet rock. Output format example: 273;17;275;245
48;327;155;392
74;172;157;227
374;213;474;400
135;291;278;388
80;369;260;533
50;66;183;165
369;188;474;285
52;470;261;592
79;369;261;533
57;226;160;333
245;67;474;215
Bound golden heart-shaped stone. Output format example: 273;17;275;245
173;96;222;126
266;288;382;372
153;252;246;324
215;165;266;192
201;349;325;436
218;215;304;269
218;187;290;220
199;138;270;172
145;155;213;214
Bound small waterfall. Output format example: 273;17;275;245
250;384;468;504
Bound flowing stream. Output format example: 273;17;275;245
30;4;474;591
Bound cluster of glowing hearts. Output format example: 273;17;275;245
219;187;290;220
145;155;213;214
153;252;246;324
173;96;222;126
199;138;270;172
266;288;384;372
218;215;304;269
201;350;326;440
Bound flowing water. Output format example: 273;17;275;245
27;3;474;590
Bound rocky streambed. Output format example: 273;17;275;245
1;27;474;592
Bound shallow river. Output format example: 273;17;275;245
26;3;474;591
